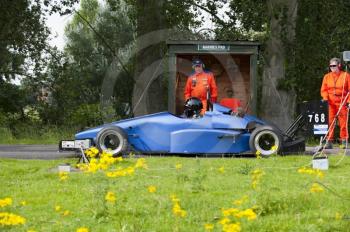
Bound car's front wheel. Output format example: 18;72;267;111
96;126;128;156
249;125;282;157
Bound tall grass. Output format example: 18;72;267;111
0;126;77;144
1;155;349;231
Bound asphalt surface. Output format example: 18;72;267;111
0;144;77;159
305;146;350;156
0;145;349;160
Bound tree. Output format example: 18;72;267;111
0;0;79;125
0;0;78;82
42;0;135;126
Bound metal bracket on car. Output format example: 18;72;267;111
217;133;242;144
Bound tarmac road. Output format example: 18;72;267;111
0;144;77;159
0;145;348;160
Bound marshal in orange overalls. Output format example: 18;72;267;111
320;71;350;141
184;71;218;114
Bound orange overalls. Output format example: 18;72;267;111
184;71;218;114
220;98;242;112
320;71;350;141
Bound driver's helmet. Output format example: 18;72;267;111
184;97;203;118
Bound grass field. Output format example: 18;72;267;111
1;155;350;232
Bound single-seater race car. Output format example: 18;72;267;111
59;98;305;157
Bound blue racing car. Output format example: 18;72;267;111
59;98;305;157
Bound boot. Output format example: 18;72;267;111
339;140;347;149
324;141;333;149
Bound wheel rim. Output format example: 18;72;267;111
254;131;279;156
99;132;123;154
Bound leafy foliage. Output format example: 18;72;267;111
3;0;350;134
0;0;77;126
42;0;134;126
285;0;350;102
0;0;48;81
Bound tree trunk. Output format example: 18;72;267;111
132;0;167;116
261;0;298;130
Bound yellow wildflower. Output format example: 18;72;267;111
255;150;261;158
0;197;12;208
170;194;180;203
310;183;324;193
76;227;89;232
172;202;187;217
106;166;134;178
126;167;135;175
234;208;257;220
55;205;61;212
21;201;27;206
204;223;214;231
219;217;230;225
271;145;278;151
59;171;68;181
298;167;309;174
251;169;264;176
62;210;70;216
251;169;265;189
315;169;324;179
218;166;225;173
90;147;99;156
252;180;258;189
135;158;148;169
105;191;116;204
233;196;248;206
87;159;100;173
222;222;241;232
335;212;343;220
84;147;99;158
233;200;243;206
297;167;324;179
170;195;186;218
99;152;116;170
222;208;239;217
76;163;88;172
0;212;26;226
147;185;157;193
175;163;182;170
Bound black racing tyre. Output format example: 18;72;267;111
249;125;282;157
96;126;128;156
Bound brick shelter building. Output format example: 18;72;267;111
167;40;260;115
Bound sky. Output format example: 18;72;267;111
46;13;74;50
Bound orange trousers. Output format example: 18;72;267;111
327;103;349;141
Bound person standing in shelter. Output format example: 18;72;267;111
220;88;242;112
184;58;218;114
320;57;350;149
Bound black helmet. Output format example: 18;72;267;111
184;97;203;118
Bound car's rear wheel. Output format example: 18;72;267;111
249;125;282;157
96;126;128;156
